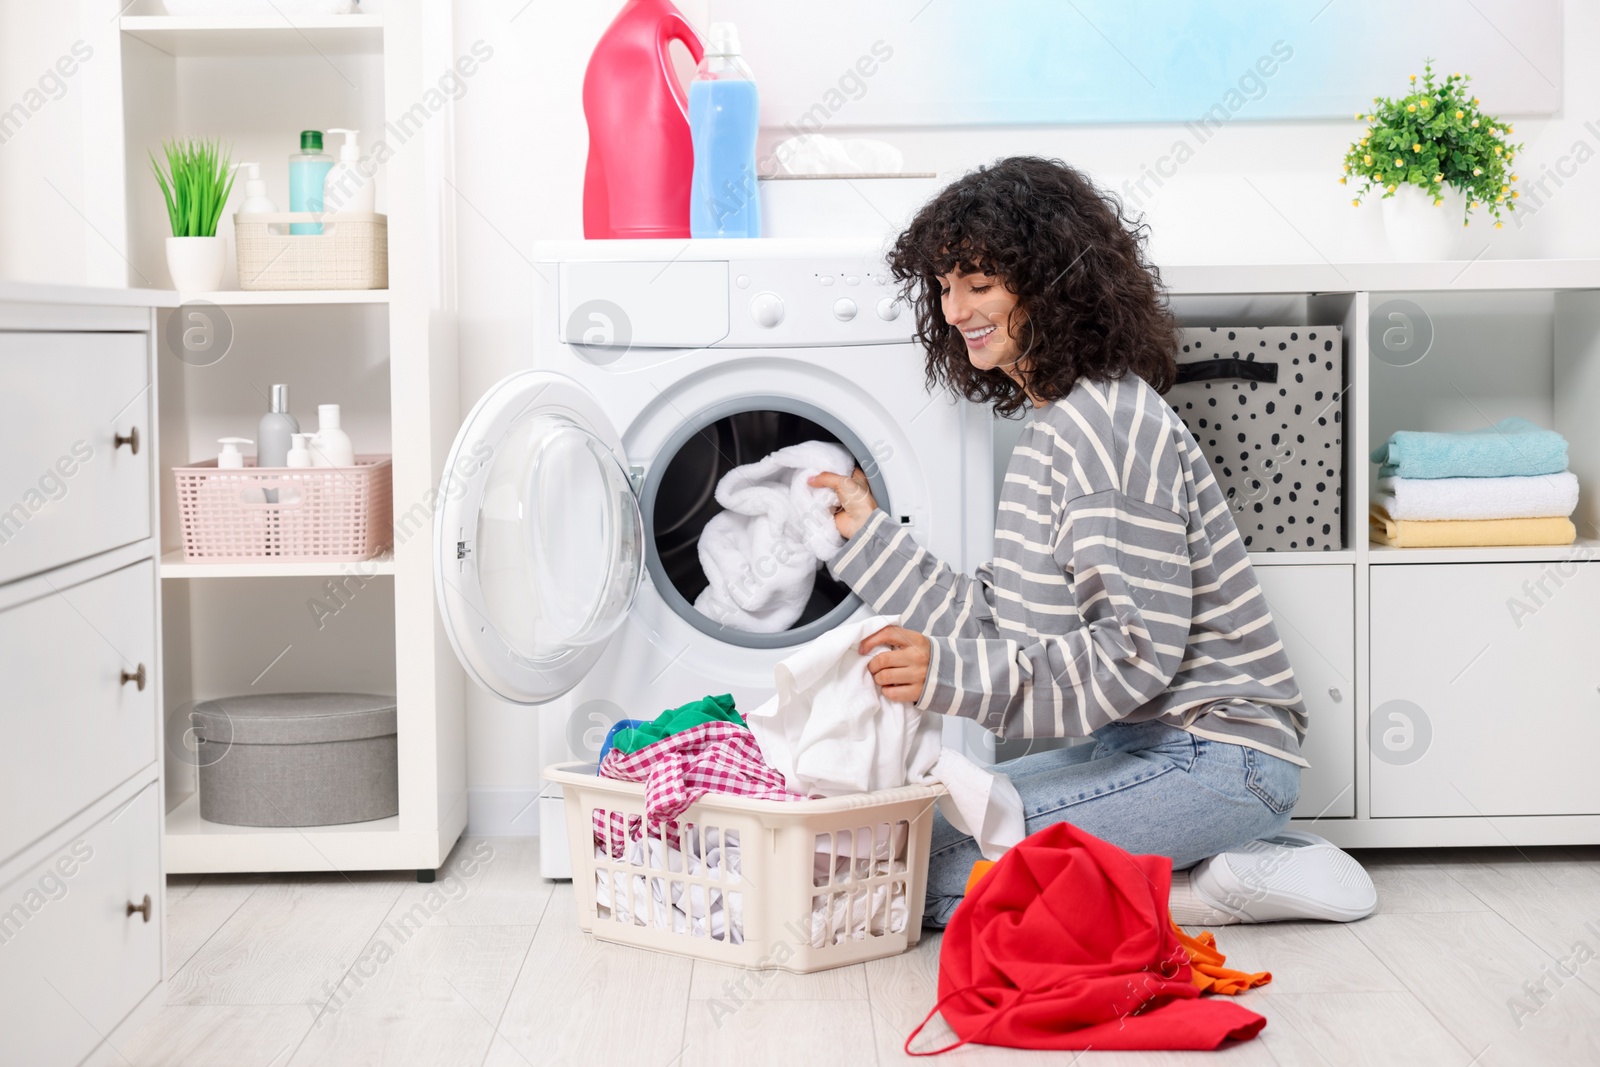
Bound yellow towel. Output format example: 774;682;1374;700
1369;504;1576;548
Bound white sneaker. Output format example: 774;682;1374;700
1190;829;1377;923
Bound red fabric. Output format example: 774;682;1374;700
910;822;1266;1054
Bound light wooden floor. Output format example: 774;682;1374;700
113;838;1600;1066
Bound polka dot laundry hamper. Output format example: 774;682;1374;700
1163;325;1345;551
544;763;943;973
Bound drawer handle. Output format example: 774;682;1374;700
1328;687;1342;701
126;894;152;923
114;426;140;455
121;664;147;691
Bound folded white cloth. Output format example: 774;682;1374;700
1375;471;1579;521
747;614;1026;861
694;441;855;633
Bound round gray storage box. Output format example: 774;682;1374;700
193;692;399;827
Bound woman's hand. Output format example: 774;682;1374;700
859;625;932;705
807;467;877;540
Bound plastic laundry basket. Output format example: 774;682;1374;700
545;762;943;973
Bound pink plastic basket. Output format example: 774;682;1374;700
172;456;393;562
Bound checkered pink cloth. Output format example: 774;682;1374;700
597;719;802;835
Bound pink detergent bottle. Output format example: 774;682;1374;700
582;0;706;239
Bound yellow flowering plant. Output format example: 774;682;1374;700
1341;60;1522;226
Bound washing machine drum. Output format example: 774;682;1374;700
639;399;890;651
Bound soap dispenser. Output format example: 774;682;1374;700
322;128;375;214
311;404;354;467
289;130;333;234
236;162;276;214
217;437;253;468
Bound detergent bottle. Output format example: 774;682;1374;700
582;0;705;239
688;22;760;238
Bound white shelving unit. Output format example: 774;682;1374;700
86;1;465;875
1161;264;1600;847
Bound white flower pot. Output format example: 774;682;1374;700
165;235;227;292
1380;183;1468;261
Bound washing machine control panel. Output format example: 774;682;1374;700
725;258;915;347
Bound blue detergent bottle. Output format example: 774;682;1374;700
289;130;333;235
688;22;760;238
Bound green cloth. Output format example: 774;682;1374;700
611;694;745;753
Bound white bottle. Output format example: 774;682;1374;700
322;128;375;215
311;404;354;467
286;433;314;468
236;162;276;214
217;437;252;468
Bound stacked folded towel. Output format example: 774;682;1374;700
1369;418;1578;548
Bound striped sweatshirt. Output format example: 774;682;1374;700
828;375;1309;767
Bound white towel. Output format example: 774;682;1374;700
694;441;856;633
1375;471;1579;521
747;614;1026;861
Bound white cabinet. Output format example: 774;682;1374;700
0;289;167;1066
0;783;162;1067
1370;563;1600;817
0;332;151;586
0;560;157;861
1255;565;1356;819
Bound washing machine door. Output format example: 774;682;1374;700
434;370;644;704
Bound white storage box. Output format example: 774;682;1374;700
545;762;942;973
233;211;387;290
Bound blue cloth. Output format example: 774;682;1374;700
1370;418;1569;480
921;720;1301;927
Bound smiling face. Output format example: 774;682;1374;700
939;269;1028;380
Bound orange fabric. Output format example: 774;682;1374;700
964;860;1271;997
964;860;996;896
1169;922;1272;995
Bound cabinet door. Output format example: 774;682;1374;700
0;331;151;585
0;561;157;863
1255;565;1355;818
0;782;162;1067
1370;563;1600;817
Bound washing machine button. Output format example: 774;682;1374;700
833;297;858;321
876;297;900;321
735;273;751;289
818;275;835;286
750;292;785;328
845;274;861;286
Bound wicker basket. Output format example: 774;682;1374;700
546;762;941;973
233;211;387;291
172;456;393;562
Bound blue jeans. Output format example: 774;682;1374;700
924;719;1302;927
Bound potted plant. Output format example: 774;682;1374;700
1342;61;1522;261
151;137;235;292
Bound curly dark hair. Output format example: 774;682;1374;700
887;156;1180;418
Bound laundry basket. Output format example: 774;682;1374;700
545;762;943;973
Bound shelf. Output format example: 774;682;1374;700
1248;550;1357;566
1159;259;1600;295
120;14;383;58
172;288;391;306
1367;537;1600;565
160;549;394;579
164;791;418;874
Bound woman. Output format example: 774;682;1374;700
810;156;1373;928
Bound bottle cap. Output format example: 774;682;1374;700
327;128;362;162
318;403;342;429
706;21;742;57
300;130;324;151
270;384;290;413
217;437;253;469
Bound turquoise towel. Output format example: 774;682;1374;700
1371;418;1569;480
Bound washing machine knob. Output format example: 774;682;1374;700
750;291;785;328
876;297;901;321
832;297;858;321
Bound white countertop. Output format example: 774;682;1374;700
0;280;180;308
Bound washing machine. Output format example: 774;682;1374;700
434;239;995;877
